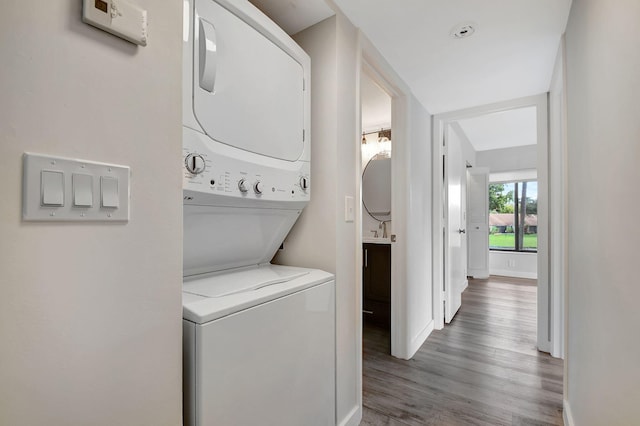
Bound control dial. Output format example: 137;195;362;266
238;178;249;193
254;181;264;194
185;154;206;175
299;176;309;191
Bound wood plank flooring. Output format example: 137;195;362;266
362;276;564;426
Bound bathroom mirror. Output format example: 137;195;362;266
362;154;391;221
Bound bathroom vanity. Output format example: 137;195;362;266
362;239;391;328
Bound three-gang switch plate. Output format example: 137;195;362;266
22;153;130;222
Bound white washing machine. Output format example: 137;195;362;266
181;0;335;425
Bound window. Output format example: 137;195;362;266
489;181;537;252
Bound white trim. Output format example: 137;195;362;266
563;400;575;426
536;94;551;354
338;404;362;426
489;169;537;183
353;30;364;426
406;319;435;359
490;271;538;280
549;37;567;361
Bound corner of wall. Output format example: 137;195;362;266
563;399;575;426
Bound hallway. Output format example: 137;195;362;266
362;276;564;425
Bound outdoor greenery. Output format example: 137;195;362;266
489;233;538;249
489;183;514;213
489;181;538;251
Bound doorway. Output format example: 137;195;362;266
360;69;393;349
433;94;560;355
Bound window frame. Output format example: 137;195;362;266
489;179;538;253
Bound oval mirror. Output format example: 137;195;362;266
362;155;391;222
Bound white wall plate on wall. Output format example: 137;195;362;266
23;153;130;222
82;0;148;46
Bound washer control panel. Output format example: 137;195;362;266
183;129;310;203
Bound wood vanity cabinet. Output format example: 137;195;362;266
362;243;391;328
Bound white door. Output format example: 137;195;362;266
467;167;490;278
445;126;467;323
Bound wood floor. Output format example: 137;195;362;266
362;276;564;426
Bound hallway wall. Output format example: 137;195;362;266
0;1;183;425
273;14;361;425
564;0;640;423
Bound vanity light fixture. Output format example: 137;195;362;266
377;129;391;143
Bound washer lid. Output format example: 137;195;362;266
183;264;308;298
192;0;305;161
182;264;335;324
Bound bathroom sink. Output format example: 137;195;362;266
363;237;391;244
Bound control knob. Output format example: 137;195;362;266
185;154;206;174
238;178;249;193
299;176;309;191
254;181;264;194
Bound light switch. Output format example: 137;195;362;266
101;176;119;208
345;195;355;222
24;153;129;221
73;173;93;207
41;171;64;206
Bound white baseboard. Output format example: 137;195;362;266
406;319;434;359
490;269;538;279
468;270;490;279
339;404;361;426
563;399;575;426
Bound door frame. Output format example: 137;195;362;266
357;33;413;360
431;94;553;353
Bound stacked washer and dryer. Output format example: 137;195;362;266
181;1;335;425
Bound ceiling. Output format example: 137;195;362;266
248;0;334;35
361;72;391;133
456;107;537;151
251;0;571;115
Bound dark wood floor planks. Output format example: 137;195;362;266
362;276;564;426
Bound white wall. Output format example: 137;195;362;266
489;252;537;279
451;123;477;168
476;144;537;172
403;95;433;355
273;14;361;426
564;0;640;423
0;2;183;425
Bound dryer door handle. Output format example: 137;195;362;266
198;18;217;93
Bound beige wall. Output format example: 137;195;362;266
0;2;183;425
564;0;640;423
273;14;361;425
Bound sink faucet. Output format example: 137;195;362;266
380;221;388;238
370;230;378;238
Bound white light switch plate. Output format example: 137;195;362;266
82;0;148;46
23;153;130;222
345;196;355;222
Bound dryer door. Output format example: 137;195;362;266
192;0;305;162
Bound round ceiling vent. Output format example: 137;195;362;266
450;22;477;39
